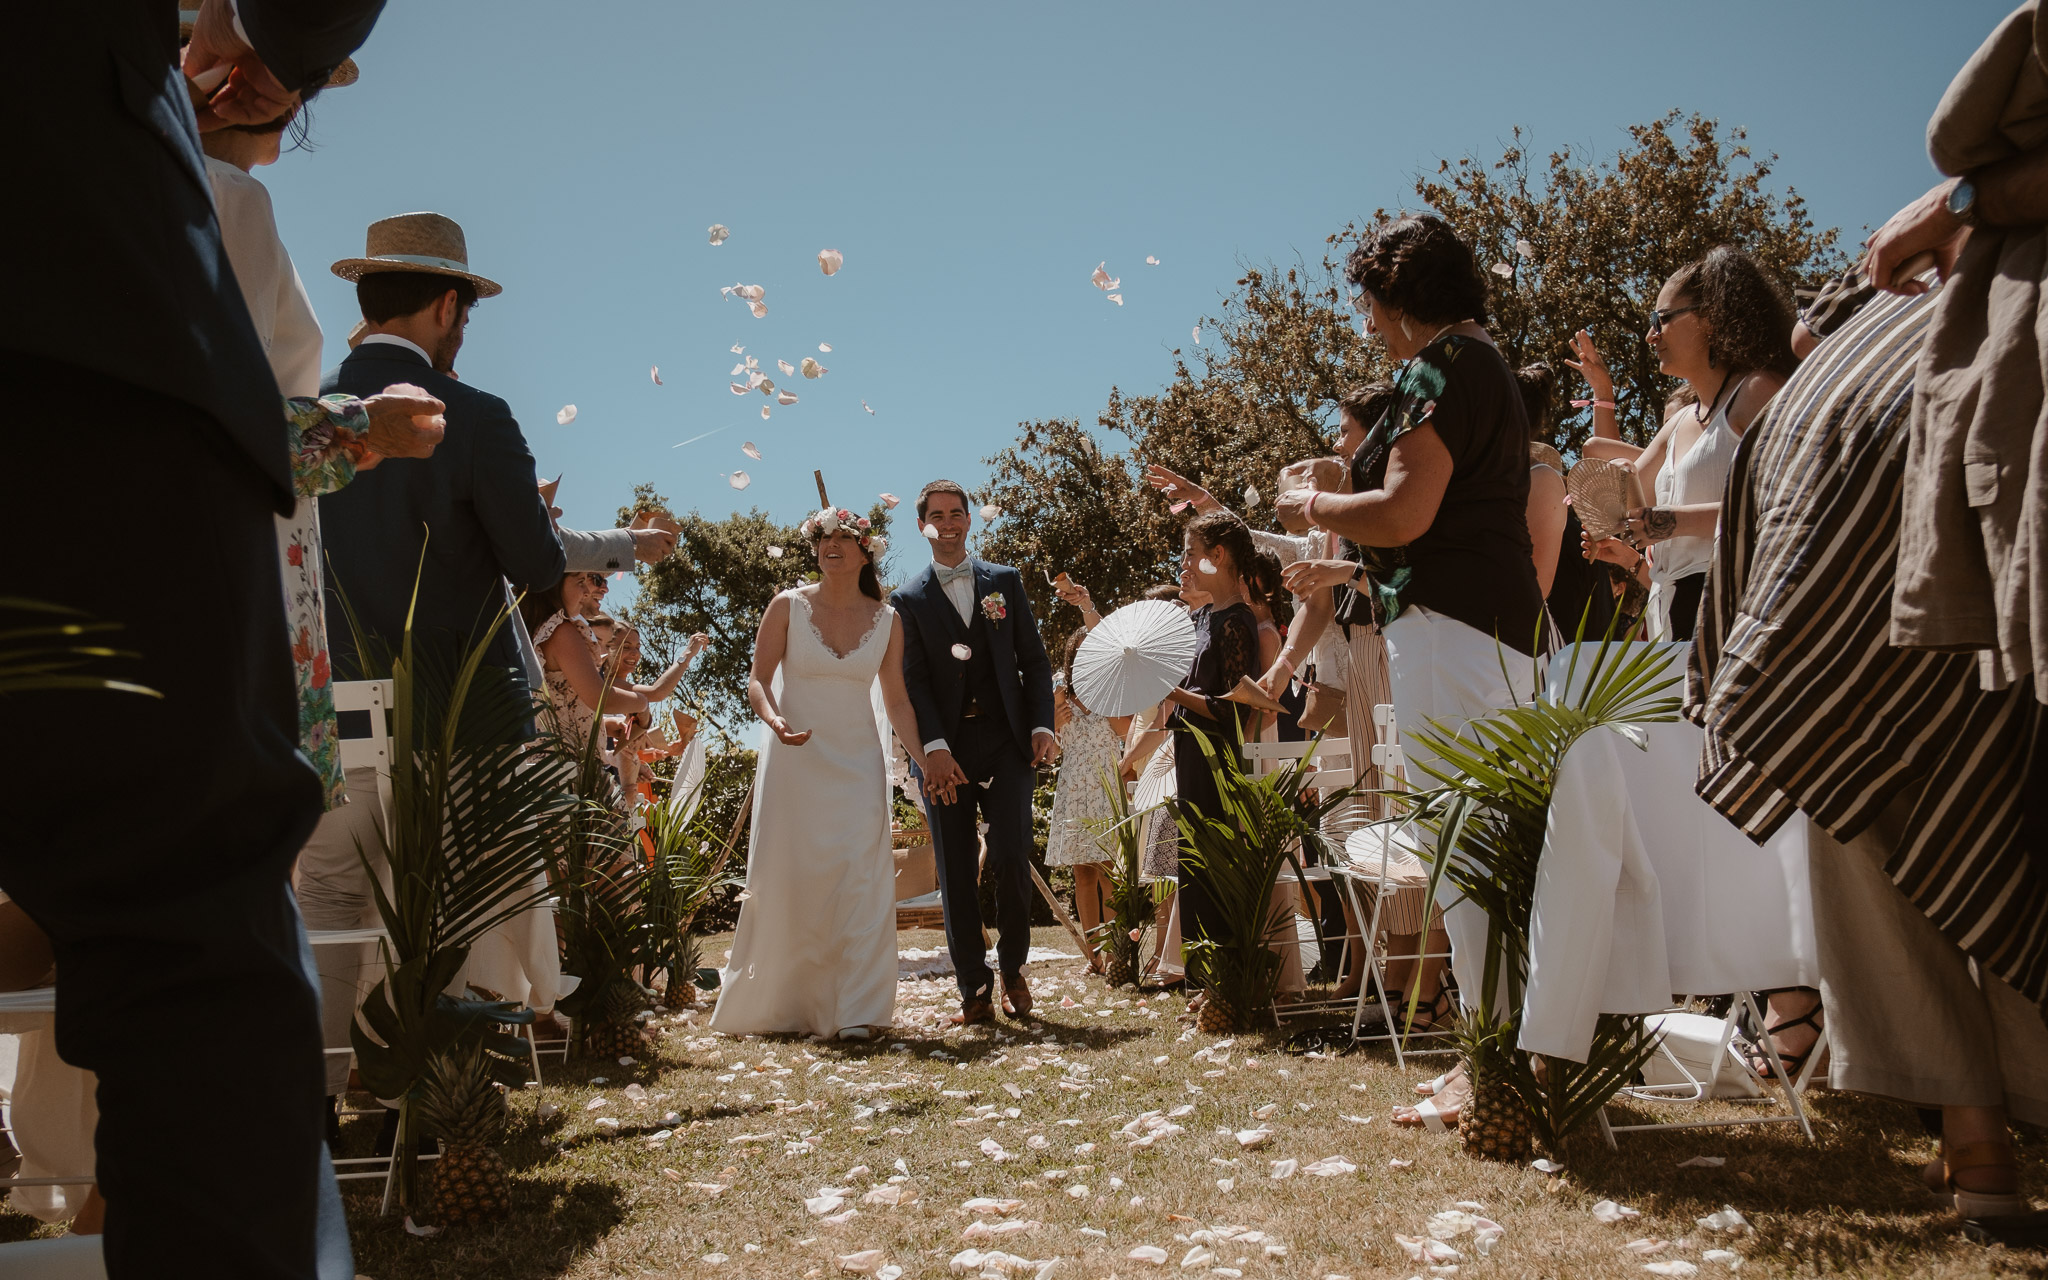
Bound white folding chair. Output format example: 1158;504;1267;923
332;677;396;836
1240;739;1363;1023
0;988;96;1197
1596;992;1825;1146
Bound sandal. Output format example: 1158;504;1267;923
1745;990;1825;1081
1415;1068;1457;1097
1391;1095;1460;1132
1942;1139;2030;1221
1398;986;1457;1036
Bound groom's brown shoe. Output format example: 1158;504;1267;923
950;996;996;1027
1001;972;1033;1019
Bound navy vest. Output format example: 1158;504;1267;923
955;602;1016;762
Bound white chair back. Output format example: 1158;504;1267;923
332;678;396;834
1240;737;1355;788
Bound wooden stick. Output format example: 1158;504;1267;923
1030;862;1099;967
814;470;830;508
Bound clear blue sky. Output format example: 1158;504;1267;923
264;0;2005;604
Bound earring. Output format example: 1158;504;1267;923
1400;315;1414;341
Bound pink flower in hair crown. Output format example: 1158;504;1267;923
800;506;882;555
980;591;1007;623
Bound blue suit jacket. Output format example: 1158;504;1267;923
7;0;384;511
890;561;1056;759
319;343;566;685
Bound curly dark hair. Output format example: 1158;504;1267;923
1344;214;1489;327
1186;510;1259;584
1337;380;1399;434
1514;362;1557;441
1666;246;1797;378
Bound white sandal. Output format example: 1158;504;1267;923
1415;1071;1451;1097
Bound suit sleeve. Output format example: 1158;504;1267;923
1005;569;1057;735
238;0;388;95
558;526;635;573
892;594;946;750
470;400;568;591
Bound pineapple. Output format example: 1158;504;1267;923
661;979;697;1010
574;977;650;1060
1195;986;1239;1034
417;1045;512;1227
1102;942;1135;989
1457;1018;1532;1163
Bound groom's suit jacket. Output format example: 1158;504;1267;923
892;560;1057;760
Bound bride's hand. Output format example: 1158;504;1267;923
770;716;811;746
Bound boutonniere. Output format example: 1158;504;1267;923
980;591;1007;623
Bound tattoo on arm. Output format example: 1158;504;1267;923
1641;507;1678;543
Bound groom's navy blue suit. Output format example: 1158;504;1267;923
892;561;1056;1005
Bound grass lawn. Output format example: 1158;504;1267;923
8;926;2044;1277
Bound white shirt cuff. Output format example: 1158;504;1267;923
1032;727;1055;739
923;739;949;755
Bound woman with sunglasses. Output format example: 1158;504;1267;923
1568;247;1797;639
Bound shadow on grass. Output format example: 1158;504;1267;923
343;1173;627;1280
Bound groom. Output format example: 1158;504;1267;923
893;481;1058;1024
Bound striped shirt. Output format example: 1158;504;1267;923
1685;283;2048;1006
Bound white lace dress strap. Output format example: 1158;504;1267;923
530;609;589;654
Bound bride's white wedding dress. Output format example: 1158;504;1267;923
710;591;897;1037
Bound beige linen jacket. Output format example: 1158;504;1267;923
1894;1;2048;702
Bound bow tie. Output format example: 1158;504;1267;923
934;562;974;587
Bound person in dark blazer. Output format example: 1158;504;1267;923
318;212;568;688
0;3;382;1276
891;482;1059;1024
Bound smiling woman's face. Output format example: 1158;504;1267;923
816;528;869;573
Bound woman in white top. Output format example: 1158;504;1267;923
1572;247;1797;639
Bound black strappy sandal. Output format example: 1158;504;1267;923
1397;985;1458;1037
1745;989;1825;1081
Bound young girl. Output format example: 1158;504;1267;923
1044;624;1131;955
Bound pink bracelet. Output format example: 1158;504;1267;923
1570;397;1617;410
1304;491;1320;527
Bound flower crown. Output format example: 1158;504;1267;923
800;506;886;559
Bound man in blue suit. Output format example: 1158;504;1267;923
891;482;1058;1024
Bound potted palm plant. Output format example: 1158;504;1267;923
1090;770;1166;988
639;794;742;1010
1402;633;1675;1158
340;577;572;1214
1169;729;1352;1033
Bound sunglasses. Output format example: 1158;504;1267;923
1647;304;1698;334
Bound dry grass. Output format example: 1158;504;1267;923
8;926;2045;1277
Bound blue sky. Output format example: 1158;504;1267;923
264;1;2005;603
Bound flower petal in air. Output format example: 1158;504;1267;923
981;504;1000;519
1516;237;1535;258
731;343;745;354
819;342;833;352
556;405;577;424
761;405;771;419
1198;559;1217;575
1091;262;1119;291
742;442;762;460
1192;325;1202;344
650;366;662;385
708;224;730;245
730;382;749;395
951;644;972;661
819;248;845;276
730;471;751;490
778;391;799;405
921;523;939;540
862;400;876;415
1106;293;1123;305
1145;255;1160;265
801;357;826;379
879;493;900;508
1244;486;1260;507
778;359;795;376
750;301;769;319
767;546;784;559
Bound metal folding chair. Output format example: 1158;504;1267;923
0;988;95;1198
1239;739;1363;1024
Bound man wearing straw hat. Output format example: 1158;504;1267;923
3;2;385;1276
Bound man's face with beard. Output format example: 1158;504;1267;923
431;300;471;374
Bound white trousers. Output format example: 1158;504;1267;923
1382;607;1533;1014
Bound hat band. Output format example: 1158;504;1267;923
369;252;474;274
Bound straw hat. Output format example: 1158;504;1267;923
329;213;504;298
177;10;358;88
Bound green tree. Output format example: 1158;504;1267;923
1362;111;1846;452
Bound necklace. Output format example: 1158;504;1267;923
1693;369;1735;424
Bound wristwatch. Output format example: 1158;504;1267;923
1348;563;1366;584
1947;175;1981;227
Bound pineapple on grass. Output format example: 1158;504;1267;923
574;974;651;1060
1457;1012;1532;1163
418;1044;513;1227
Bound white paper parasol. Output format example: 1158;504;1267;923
664;731;709;827
1072;599;1199;718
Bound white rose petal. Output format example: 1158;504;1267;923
1516;237;1536;258
922;523;940;540
1302;1156;1356;1176
1702;1248;1742;1270
708;224;730;245
1697;1207;1749;1235
1192;325;1202;344
767;546;784;558
731;343;745;354
1127;1245;1169;1264
1491;261;1515;279
650;366;662;385
819;249;845;276
981;504;1001;519
879;493;900;508
1268;1159;1298;1179
1146;255;1160;265
731;382;750;395
1643;1264;1699;1278
1531;1158;1565;1174
821;1208;859;1225
737;284;765;302
742;441;762;460
862;399;876;415
1091;262;1120;292
761;405;771;419
836;1248;885;1273
778;391;799;405
1679;1156;1726;1168
820;342;833;352
778;359;795;376
556;404;577;424
1388;1158;1413;1170
951;644;972;661
729;471;751;490
1234;1129;1270;1149
1593;1200;1641;1224
1199;559;1217;575
1106;293;1123;305
801;357;826;379
1623;1238;1667;1255
1067;1184;1090;1198
750;301;768;318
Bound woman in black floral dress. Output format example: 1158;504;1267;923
1162;512;1262;973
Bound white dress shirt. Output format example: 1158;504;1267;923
357;332;434;365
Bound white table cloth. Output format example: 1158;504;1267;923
1520;643;1818;1062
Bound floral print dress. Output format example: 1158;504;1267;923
1044;681;1123;867
280;394;372;811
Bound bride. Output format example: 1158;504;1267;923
709;507;929;1040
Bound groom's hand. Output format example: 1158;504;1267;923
922;749;967;805
1030;729;1060;767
